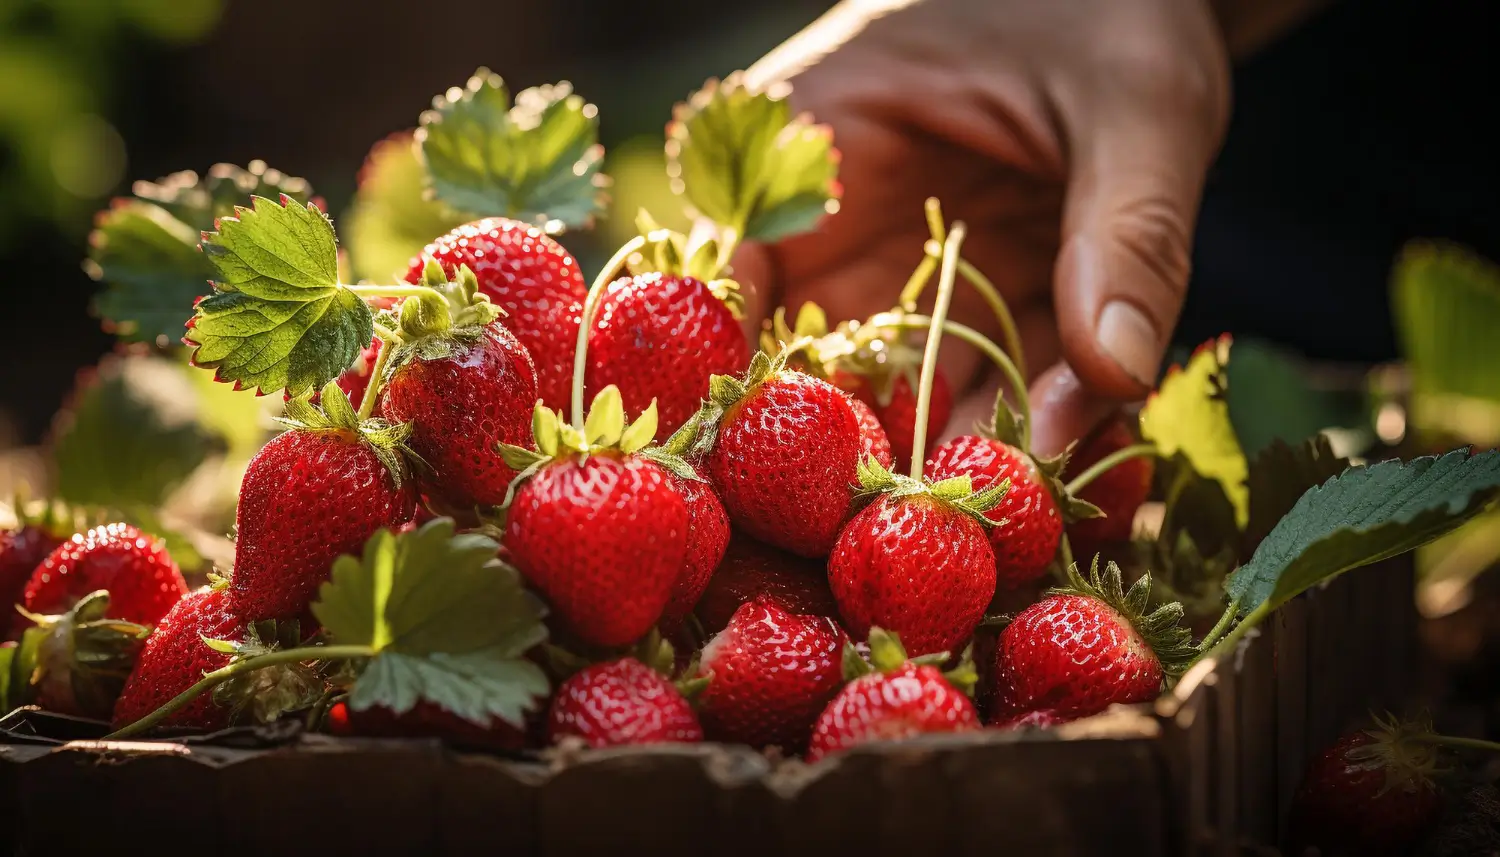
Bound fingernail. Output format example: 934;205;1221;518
1097;300;1160;387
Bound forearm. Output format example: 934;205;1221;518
1211;0;1335;58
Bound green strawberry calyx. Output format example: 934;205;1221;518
853;456;1009;529
1051;556;1197;678
205;619;325;726
626;210;744;318
279;382;415;487
841;627;978;697
6;485;102;541
763;301;926;409
496;385;700;508
663;343;808;460
15;590;151;721
1351;711;1444;794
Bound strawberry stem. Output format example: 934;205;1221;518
1063;444;1158;496
1412;734;1500;754
104;643;374;739
1194;598;1241;653
1198;599;1267;662
356;327;401;422
347;284;449;303
572;236;648;431
909;223;968;479
869;313;1032;451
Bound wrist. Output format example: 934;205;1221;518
1208;0;1333;58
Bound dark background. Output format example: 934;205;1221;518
1;0;1495;446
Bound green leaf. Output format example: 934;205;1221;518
1225;338;1372;457
131;162;316;233
186;195;372;397
1242;435;1350;561
343;132;471;282
0;644;16;713
667;73;839;241
1141;335;1249;527
86;201;214;343
1225;448;1500;617
312;519;550;727
417;68;605;228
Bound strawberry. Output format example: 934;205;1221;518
926;435;1063;588
501;388;692;648
988;558;1194;726
1063;418;1154;553
1287;714;1444;857
110;587;243;732
11;590;148;719
376;262;540;510
694;533;840;634
828;458;1003;656
230;385;417;621
806;627;980;761
328;700;527;752
586;271;749;441
22;523;186;627
657;473;730;634
835;370;951;469
335;336;384;411
696;597;846;751
406;218;586;411
547;656;703;747
678;347;865;557
0;497;82;623
847;396;894;469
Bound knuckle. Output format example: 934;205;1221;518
1110;196;1194;297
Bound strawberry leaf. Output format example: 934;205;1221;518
186;195;373;397
86;201;215;343
1242;435;1350;560
131;162;316;233
1141;334;1249;528
312;519;550;727
417;68;605;229
667;73;839;241
1225;448;1500;617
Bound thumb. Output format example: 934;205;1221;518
1052;72;1225;401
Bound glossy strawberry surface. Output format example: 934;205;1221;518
1287;731;1442;857
806;661;979;761
694;534;839;634
828;495;995;657
989;593;1162;725
407;218;586;411
706;371;862;557
1;525;63;620
847;397;894;468
547;657;703;747
927;435;1061;587
231;428;416;621
1064;419;1153;551
697;598;846;751
505;454;688;648
835;370;952;468
658;476;730;634
23;523;186;627
111;588;242;732
376;321;538;509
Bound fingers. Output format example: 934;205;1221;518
1050;14;1230;401
1027;361;1119;458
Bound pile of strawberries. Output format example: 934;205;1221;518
6;65;1500;856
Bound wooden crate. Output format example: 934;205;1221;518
0;556;1415;857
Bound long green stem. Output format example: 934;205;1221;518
897;251;939;312
105;644;374;739
1200;600;1268;662
356;328;401;421
1053;534;1076;584
957;259;1027;383
1064;444;1158;496
572;236;647;431
909;224;967;479
1414;734;1500;754
869;313;1032;451
348;284;448;302
1195;599;1241;652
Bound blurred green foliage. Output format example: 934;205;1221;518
0;0;224;251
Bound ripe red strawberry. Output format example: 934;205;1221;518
658;474;730;634
927;435;1062;587
501;389;690;648
328;700;526;752
847;396;894;468
547;656;703;747
685;349;865;557
335;336;384;411
694;533;839;634
111;588;244;732
407;218;586;410
376;262;539;510
586;272;749;441
1;499;76;622
231;386;417;621
1287;715;1444;857
806;628;980;761
23;523;187;627
1064;418;1154;552
12;590;148;719
988;558;1193;726
836;370;951;469
828;460;1002;656
696;597;846;750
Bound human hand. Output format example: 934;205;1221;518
731;0;1231;456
